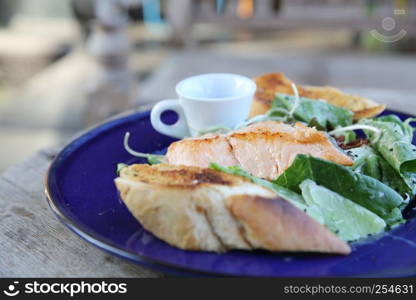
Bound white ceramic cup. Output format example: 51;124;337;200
150;73;256;138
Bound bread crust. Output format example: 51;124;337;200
115;164;350;255
250;73;385;120
119;163;246;188
227;195;350;254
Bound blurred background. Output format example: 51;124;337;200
0;0;415;172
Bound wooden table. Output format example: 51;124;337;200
0;146;162;277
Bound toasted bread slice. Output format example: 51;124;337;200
227;195;350;253
250;73;385;120
251;72;296;117
115;164;351;254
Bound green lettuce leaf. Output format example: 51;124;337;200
273;94;353;130
300;179;386;241
360;115;416;173
274;154;404;225
359;115;416;194
342;130;358;144
349;146;412;197
385;207;406;228
376;115;415;140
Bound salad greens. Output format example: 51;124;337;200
377;115;416;140
300;180;386;241
273;154;404;225
272;94;353;130
349;146;412;197
340;130;357;144
209;162;389;240
235;92;353;130
359;115;416;195
360;115;416;174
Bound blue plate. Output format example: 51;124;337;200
45;109;416;277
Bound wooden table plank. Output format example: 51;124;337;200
0;148;161;277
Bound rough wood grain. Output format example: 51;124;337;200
0;147;161;277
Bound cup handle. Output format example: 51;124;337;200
150;99;190;139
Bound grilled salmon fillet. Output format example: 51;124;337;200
165;134;239;168
115;164;350;254
166;121;353;180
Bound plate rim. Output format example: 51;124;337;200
44;109;416;277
